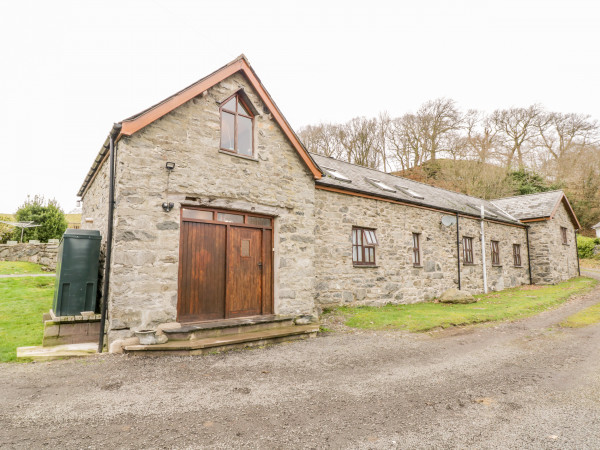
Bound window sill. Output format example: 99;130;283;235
413;265;423;268
219;149;258;162
492;264;503;267
514;265;523;268
353;265;379;269
463;263;475;266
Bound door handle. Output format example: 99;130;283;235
258;262;263;269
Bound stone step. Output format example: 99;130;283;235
124;324;319;356
164;314;295;341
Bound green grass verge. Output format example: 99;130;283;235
560;303;600;328
0;276;54;362
330;277;597;333
0;261;49;275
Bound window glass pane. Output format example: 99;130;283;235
222;97;236;111
356;230;362;245
369;248;375;263
247;216;271;227
221;112;235;150
356;247;362;262
365;230;375;245
238;115;252;156
182;209;213;221
352;230;357;245
352;246;357;262
238;100;250;116
217;212;244;223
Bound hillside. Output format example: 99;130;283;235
391;159;516;200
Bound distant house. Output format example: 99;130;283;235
77;55;581;353
592;222;600;238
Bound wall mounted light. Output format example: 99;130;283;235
163;162;176;212
166;162;175;170
162;202;174;212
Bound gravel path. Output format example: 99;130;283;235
2;283;600;449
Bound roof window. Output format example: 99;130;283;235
322;167;351;183
395;185;424;199
366;178;396;192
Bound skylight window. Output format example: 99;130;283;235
322;166;351;183
366;178;396;192
395;185;424;199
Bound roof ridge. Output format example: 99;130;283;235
309;152;501;205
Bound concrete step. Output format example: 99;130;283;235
125;324;319;356
164;314;295;341
17;342;98;361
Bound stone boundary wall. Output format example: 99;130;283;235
0;242;59;270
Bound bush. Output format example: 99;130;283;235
11;195;67;243
577;235;597;259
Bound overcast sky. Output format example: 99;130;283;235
1;0;599;214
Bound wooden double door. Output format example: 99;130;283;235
177;208;273;322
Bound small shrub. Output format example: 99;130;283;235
577;235;597;259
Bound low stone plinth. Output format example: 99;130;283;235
43;310;102;346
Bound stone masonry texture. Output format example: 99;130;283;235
83;72;316;345
527;201;579;284
80;70;579;351
0;242;58;270
314;189;530;307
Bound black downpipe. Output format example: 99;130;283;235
456;213;461;290
575;230;580;276
98;124;122;353
525;226;533;285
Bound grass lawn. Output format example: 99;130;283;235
0;261;50;275
0;276;54;362
560;303;600;328
328;277;597;333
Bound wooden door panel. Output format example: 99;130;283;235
178;221;226;322
262;229;273;315
226;227;262;317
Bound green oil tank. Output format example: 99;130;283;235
52;229;102;316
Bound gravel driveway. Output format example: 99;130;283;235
2;281;600;449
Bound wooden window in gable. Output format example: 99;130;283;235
463;236;474;264
220;93;254;157
352;227;377;266
513;244;522;267
491;240;500;265
561;226;568;245
412;233;421;266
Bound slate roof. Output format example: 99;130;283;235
490;191;564;220
310;153;522;225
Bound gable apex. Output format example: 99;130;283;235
78;55;321;197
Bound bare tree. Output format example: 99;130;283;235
534;111;598;161
338;117;380;168
464;109;499;164
416;98;463;161
490;105;541;169
387;114;426;171
298;123;343;159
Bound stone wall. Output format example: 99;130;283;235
82;72;317;345
528;201;580;284
0;242;59;270
314;189;531;307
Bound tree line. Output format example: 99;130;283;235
298;99;600;233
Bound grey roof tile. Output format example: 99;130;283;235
491;191;564;220
311;153;522;225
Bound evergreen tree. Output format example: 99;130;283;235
12;195;67;242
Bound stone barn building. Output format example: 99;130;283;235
78;55;581;354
